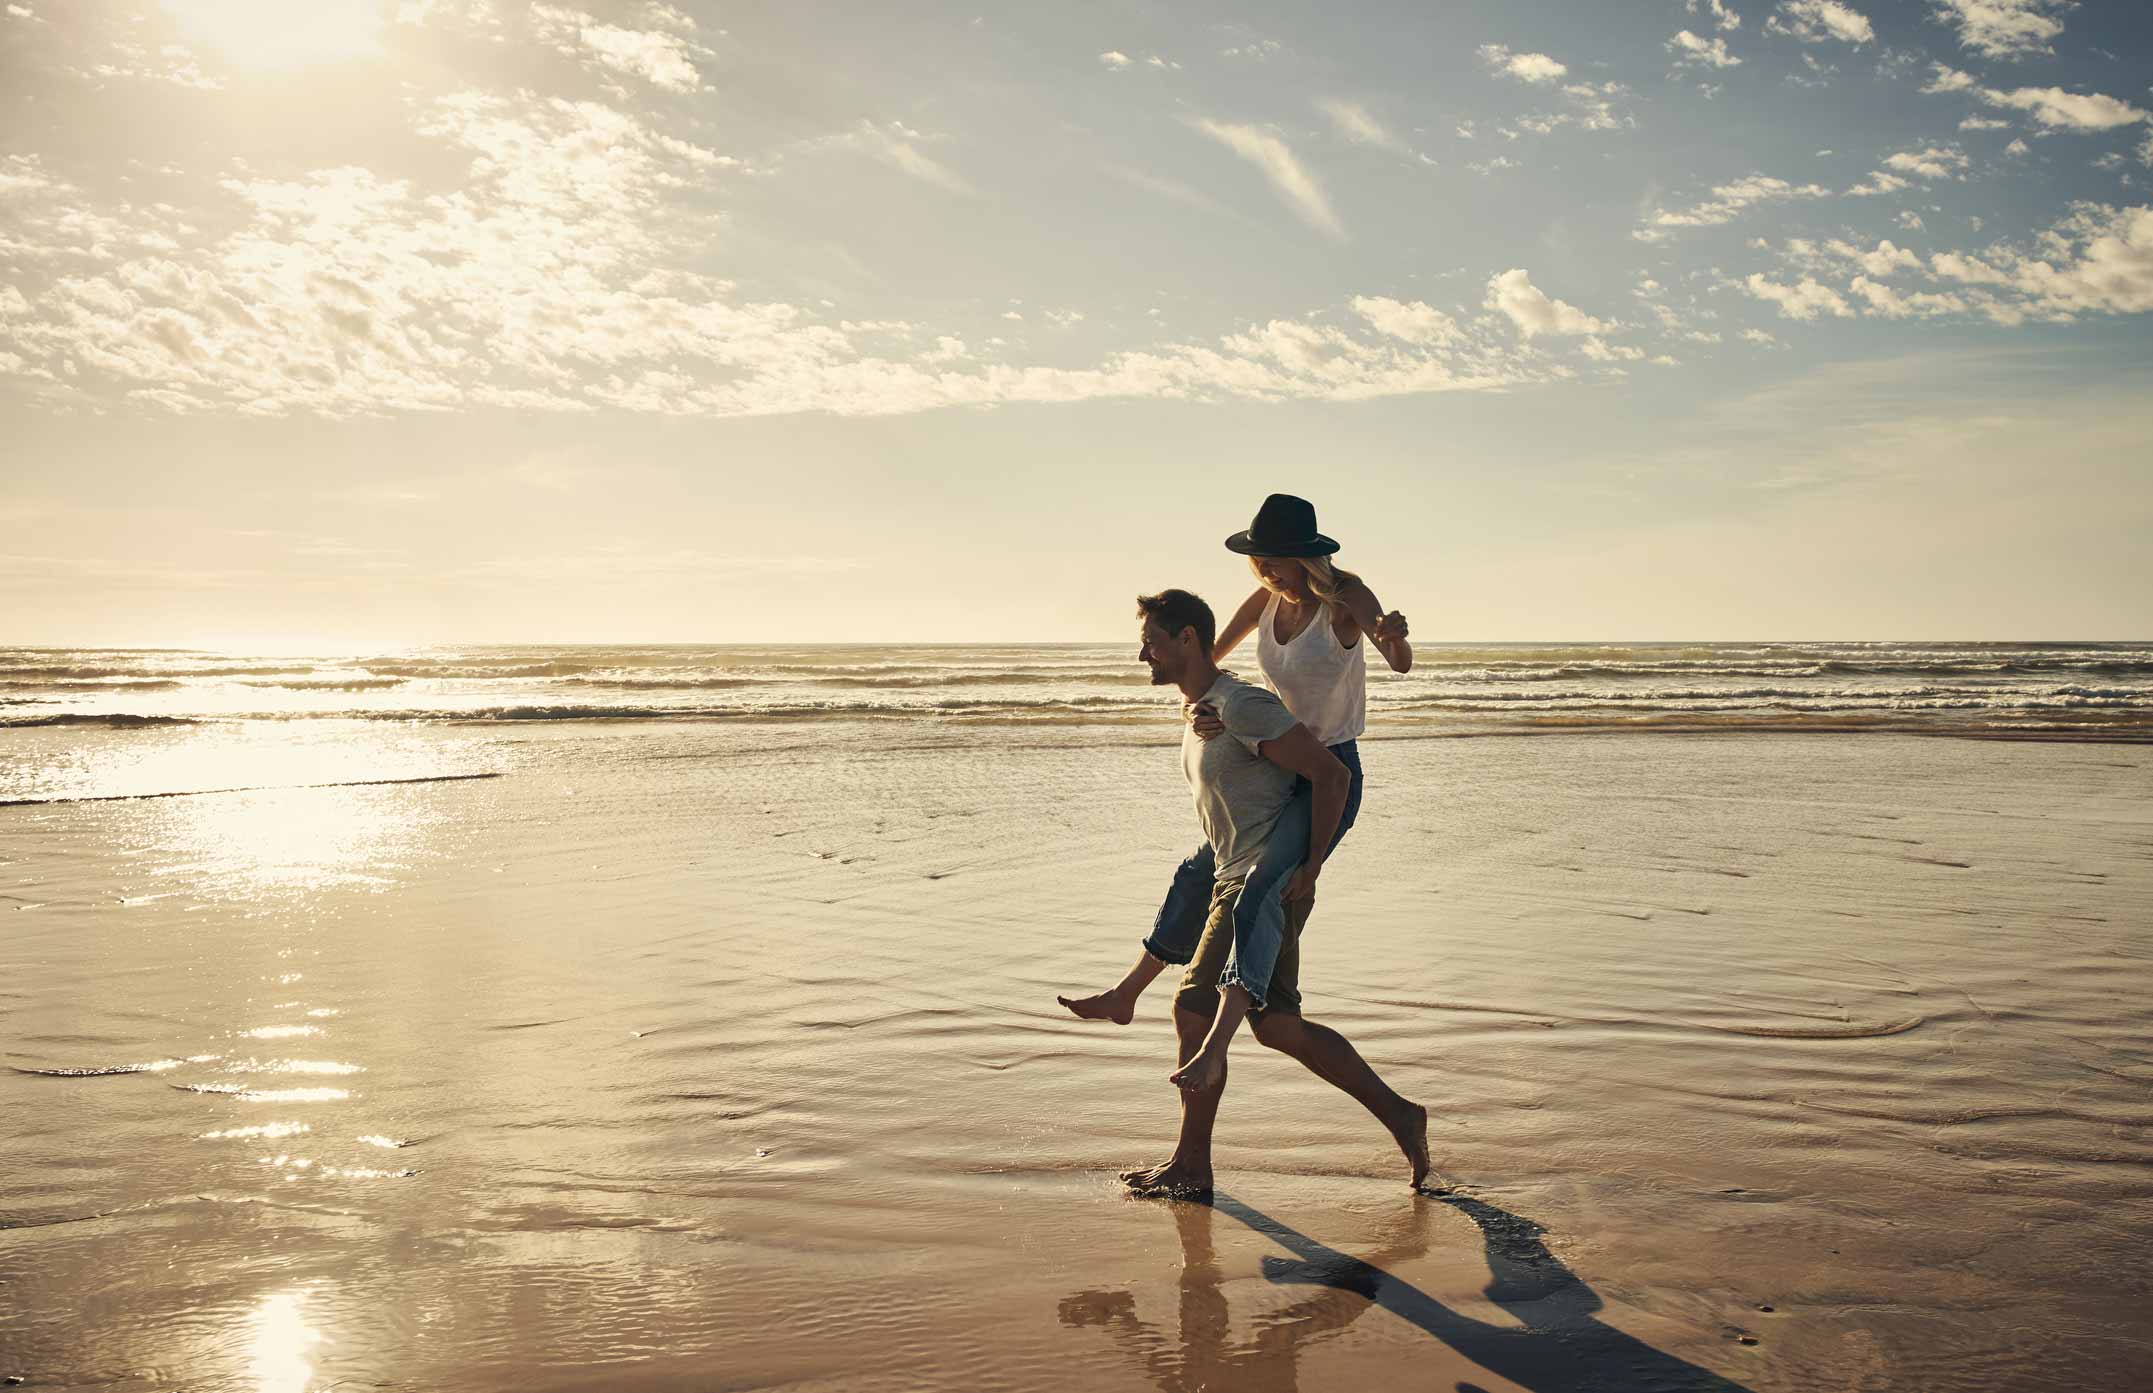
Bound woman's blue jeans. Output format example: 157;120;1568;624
1141;740;1364;1009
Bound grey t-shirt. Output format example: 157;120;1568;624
1182;671;1300;880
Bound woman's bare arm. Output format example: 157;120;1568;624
1211;586;1269;664
1337;580;1413;673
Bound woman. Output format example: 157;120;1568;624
1060;492;1411;1027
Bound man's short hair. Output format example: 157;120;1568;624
1136;589;1215;652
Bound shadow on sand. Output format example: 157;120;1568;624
1059;1188;1756;1393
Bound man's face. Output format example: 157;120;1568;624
1138;617;1185;685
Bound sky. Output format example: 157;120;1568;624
2;0;2149;644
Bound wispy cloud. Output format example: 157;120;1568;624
1690;0;1744;32
1636;173;1831;240
1766;1;1876;46
1745;274;1855;319
1485;269;1610;338
1317;99;1408;154
1976;85;2148;131
1478;43;1568;84
1668;30;1743;67
529;4;706;92
1929;0;2070;60
817;120;973;192
1188;118;1345;239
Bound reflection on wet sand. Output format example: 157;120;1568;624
1063;1192;1753;1393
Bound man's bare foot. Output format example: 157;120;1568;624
1120;1159;1213;1199
1167;1047;1226;1095
1057;988;1133;1024
1389;1101;1432;1189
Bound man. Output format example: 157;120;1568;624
1103;588;1430;1198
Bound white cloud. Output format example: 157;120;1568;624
1189;118;1345;239
1352;296;1461;346
1922;64;1978;93
1636;174;1831;239
1517;83;1631;135
1992;203;2153;316
1318;100;1407;154
78;37;225;90
1882;145;1971;179
1846;170;1913;196
1767;1;1875;45
1098;50;1131;69
2141;135;2153;168
1742;327;1780;344
1469;156;1521;175
0;118;1567;414
818;120;972;193
1958;115;2011;130
1897;209;1926;230
1929;0;2069;60
2004;138;2029;155
1689;0;1744;31
1221;39;1283;61
6;4;34;17
1745;274;1855;318
1976;86;2149;132
1668;30;1742;67
1745;204;2153;330
1478;44;1568;84
1485;268;1609;338
1826;237;1924;276
1930;251;2012;285
1846;276;1975;317
529;5;704;93
395;0;500;27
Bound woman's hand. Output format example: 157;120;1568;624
1186;701;1224;741
1372;610;1409;644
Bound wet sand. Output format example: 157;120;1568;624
3;732;2150;1391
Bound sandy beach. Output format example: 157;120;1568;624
4;721;2149;1391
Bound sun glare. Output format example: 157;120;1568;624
160;0;386;71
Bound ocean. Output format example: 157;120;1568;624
3;639;2149;804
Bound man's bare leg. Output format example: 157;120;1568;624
1166;984;1253;1094
1250;1012;1432;1188
1121;1005;1221;1197
1059;952;1168;1025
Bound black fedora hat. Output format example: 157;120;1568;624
1225;494;1340;557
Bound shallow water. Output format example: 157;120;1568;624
3;727;2150;1391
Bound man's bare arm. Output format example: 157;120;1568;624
1257;722;1349;900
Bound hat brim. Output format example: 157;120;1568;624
1224;530;1341;557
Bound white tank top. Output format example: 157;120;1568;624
1255;591;1366;746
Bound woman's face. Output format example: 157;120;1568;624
1252;556;1305;597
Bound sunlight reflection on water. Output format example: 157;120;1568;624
136;781;436;896
247;1289;322;1393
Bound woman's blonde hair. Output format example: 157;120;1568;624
1250;554;1361;613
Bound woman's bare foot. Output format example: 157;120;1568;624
1120;1158;1213;1199
1389;1101;1432;1189
1057;988;1134;1024
1167;1046;1226;1095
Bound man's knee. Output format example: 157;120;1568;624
1250;1012;1305;1052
